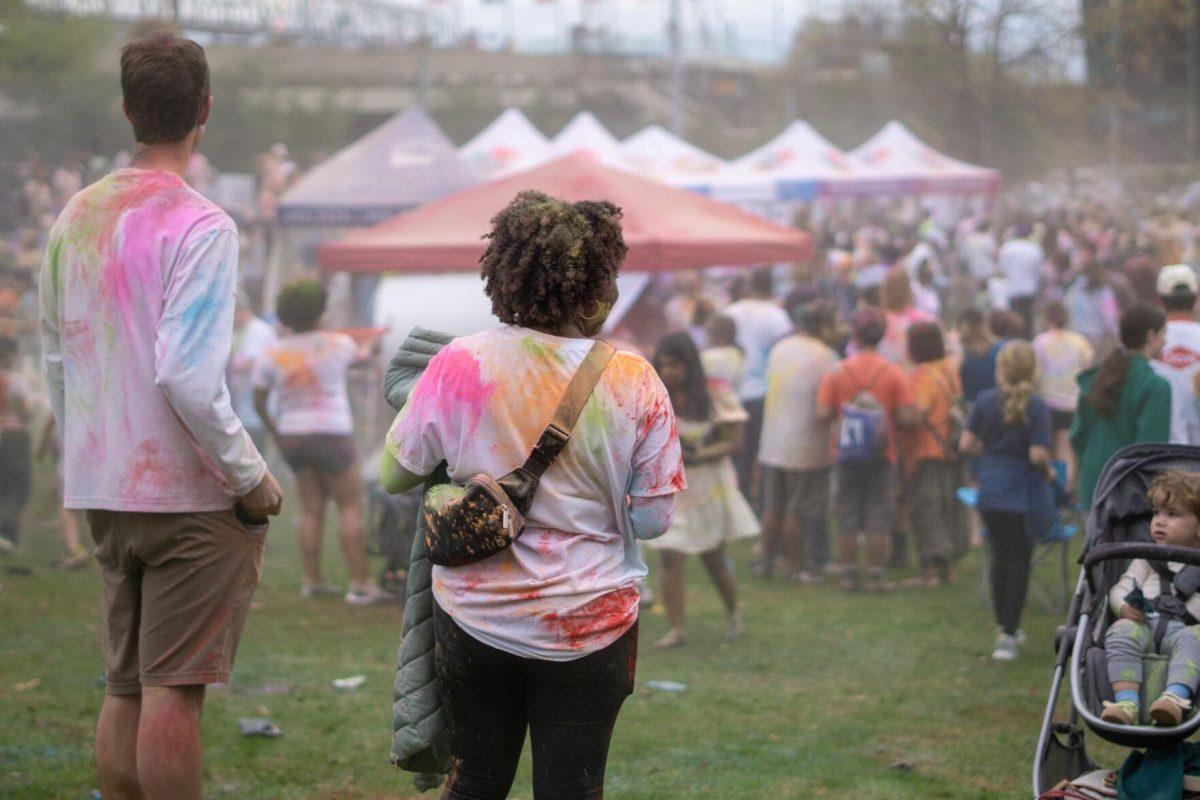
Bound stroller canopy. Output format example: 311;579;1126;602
1083;444;1200;551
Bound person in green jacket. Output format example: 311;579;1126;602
1071;304;1170;508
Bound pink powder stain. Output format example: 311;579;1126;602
411;346;496;436
541;587;639;650
62;318;96;362
100;174;191;332
120;439;171;499
84;428;104;465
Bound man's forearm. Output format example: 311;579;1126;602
157;374;266;495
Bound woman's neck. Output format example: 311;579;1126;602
528;321;587;339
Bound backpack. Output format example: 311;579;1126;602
836;362;890;464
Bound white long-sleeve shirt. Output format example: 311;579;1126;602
40;168;265;512
1109;558;1200;620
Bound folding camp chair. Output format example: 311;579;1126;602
957;461;1079;615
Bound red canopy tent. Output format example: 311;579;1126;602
318;153;811;273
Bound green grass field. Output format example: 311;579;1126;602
0;474;1125;800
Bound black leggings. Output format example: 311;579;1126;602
0;430;32;544
433;603;637;800
981;510;1033;636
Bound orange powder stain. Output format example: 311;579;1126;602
273;349;319;391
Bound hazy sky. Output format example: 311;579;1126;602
404;0;842;62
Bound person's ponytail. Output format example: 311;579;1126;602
1085;304;1165;419
996;341;1037;426
1087;348;1130;418
1003;376;1035;427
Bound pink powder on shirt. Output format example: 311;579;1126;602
101;175;202;337
120;439;172;498
414;347;496;435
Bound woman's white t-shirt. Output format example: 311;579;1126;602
388;326;684;661
252;331;358;436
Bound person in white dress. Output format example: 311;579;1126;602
646;332;760;648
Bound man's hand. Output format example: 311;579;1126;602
240;470;284;518
1119;604;1146;623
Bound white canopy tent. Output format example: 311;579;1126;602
617;124;727;187
849;120;1000;196
718;120;862;201
548;111;623;160
459;107;551;180
373;272;653;354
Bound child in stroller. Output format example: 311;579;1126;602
1101;470;1200;727
1034;444;1200;798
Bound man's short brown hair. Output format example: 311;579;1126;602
120;32;210;144
1148;471;1200;519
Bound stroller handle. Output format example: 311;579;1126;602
1082;542;1200;594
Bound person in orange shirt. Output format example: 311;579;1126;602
898;322;964;587
817;307;918;593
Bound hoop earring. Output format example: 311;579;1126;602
581;301;606;324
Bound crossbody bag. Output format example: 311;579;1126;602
422;341;617;567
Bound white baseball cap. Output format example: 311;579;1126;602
1157;263;1199;297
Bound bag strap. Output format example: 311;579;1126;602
520;341;617;482
845;360;888;402
918;366;958;457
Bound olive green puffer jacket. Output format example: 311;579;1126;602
383;327;453;792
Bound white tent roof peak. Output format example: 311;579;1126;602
729;118;860;178
851;120;985;174
459;107;550;178
618;125;726;182
549;111;621;157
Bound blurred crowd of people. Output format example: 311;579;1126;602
636;189;1200;661
5;140;1200;659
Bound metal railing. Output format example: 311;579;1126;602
25;0;436;46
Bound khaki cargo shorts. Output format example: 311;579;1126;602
87;509;266;695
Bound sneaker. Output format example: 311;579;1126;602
1149;692;1192;727
1100;699;1139;725
992;633;1019;662
299;582;342;598
344;583;398;606
723;613;746;642
0;535;14;555
1014;629;1027;647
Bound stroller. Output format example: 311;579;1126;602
1034;444;1200;798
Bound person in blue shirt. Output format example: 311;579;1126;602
959;340;1054;663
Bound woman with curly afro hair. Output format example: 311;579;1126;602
381;191;685;800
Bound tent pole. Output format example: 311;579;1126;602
263;223;284;317
668;0;684;136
